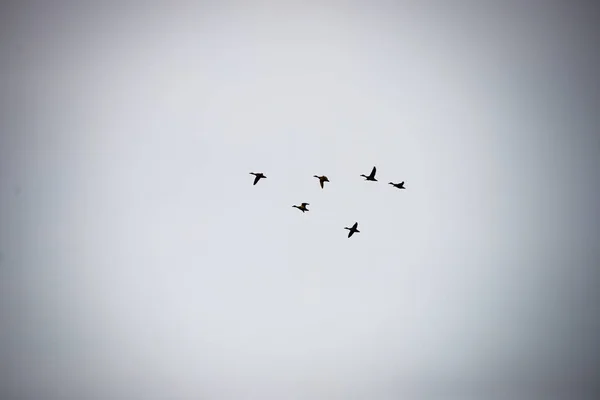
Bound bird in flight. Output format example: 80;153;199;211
360;166;377;181
389;181;406;189
293;203;310;213
249;172;266;185
313;175;330;189
344;222;360;238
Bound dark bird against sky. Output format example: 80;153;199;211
314;175;330;189
389;181;405;189
360;166;377;181
344;222;360;238
293;203;310;213
249;172;266;185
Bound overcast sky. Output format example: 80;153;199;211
1;1;599;399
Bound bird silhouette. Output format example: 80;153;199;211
249;172;266;185
360;166;377;181
344;222;360;238
293;203;310;213
389;181;405;189
313;175;330;189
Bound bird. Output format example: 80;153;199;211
249;172;266;185
344;222;360;238
360;166;377;181
313;175;330;189
389;181;406;189
293;203;310;213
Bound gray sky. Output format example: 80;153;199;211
1;1;599;399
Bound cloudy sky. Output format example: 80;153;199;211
1;1;599;399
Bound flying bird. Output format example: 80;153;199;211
293;203;310;213
389;181;406;189
313;175;330;189
360;166;377;181
344;222;360;238
249;172;266;185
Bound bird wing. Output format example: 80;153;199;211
352;222;358;230
253;175;260;185
370;166;377;178
320;180;324;188
302;203;309;206
348;230;354;238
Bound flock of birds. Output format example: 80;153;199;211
249;166;406;238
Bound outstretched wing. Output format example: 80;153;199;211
352;222;358;230
302;203;309;207
370;166;377;178
348;230;354;238
320;180;324;189
253;175;260;185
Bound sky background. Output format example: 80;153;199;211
1;1;599;399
